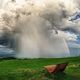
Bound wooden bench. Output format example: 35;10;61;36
44;62;68;74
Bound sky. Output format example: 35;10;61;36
0;0;80;58
0;0;79;41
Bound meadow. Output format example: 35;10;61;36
0;57;80;80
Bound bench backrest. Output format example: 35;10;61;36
44;62;68;73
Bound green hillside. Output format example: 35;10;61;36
0;57;80;80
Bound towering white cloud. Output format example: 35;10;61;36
0;0;79;58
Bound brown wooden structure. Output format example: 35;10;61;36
44;62;68;74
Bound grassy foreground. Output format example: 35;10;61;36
0;57;80;80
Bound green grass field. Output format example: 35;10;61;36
0;57;80;80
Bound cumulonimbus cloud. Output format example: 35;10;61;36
0;0;79;58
